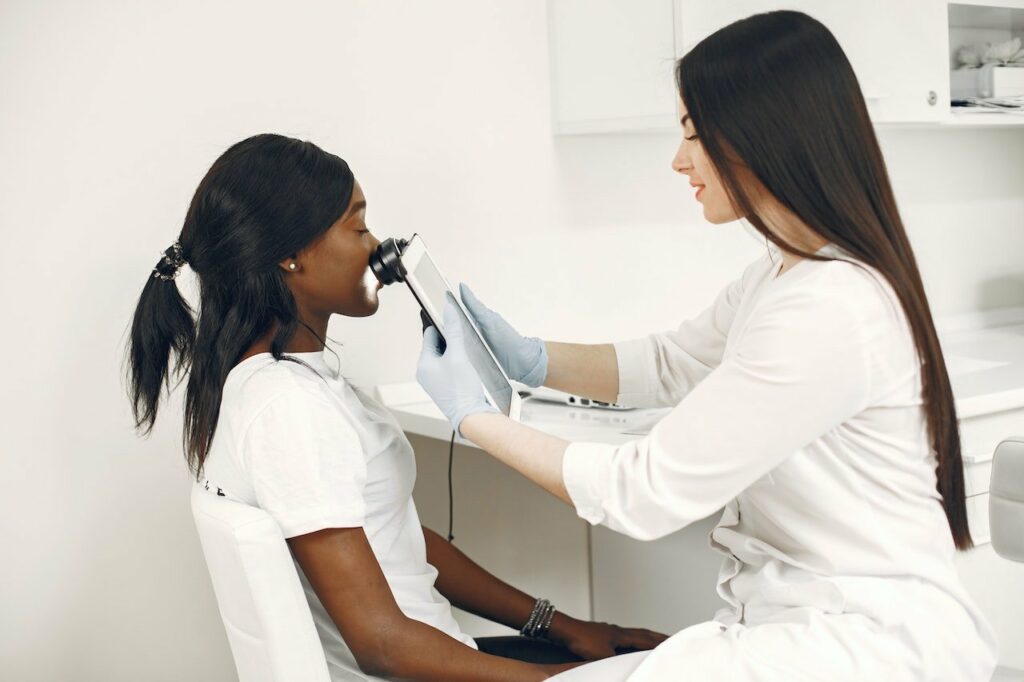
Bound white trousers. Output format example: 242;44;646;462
550;613;996;682
548;650;651;681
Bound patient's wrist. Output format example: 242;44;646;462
545;611;579;646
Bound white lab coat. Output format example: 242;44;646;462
556;245;998;681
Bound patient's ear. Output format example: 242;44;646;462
278;254;300;273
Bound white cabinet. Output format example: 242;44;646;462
674;0;950;124
590;515;725;635
548;0;952;132
548;0;679;133
955;536;1024;672
957;409;1024;672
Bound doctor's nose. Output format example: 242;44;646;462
672;144;692;175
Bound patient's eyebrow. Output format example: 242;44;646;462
348;199;367;215
680;114;691;127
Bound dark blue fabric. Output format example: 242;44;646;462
475;636;584;664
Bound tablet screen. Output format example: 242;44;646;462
410;255;516;416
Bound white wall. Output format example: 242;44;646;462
1;1;1022;680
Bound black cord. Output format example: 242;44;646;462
447;430;456;542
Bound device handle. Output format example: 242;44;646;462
420;309;446;353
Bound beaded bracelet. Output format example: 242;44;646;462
521;598;556;638
537;602;556;638
521;598;547;636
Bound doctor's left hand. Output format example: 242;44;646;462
416;295;499;436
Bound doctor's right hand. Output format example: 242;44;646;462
459;283;548;388
417;296;499;436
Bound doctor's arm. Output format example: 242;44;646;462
543;342;619;405
460;260;752;408
458;284;618;404
431;287;872;541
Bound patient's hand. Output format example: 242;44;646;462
548;614;669;661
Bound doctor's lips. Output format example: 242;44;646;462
690;180;706;200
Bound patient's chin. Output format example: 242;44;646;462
337;291;380;318
362;292;381;316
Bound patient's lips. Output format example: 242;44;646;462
361;266;382;294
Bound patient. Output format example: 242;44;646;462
125;133;665;681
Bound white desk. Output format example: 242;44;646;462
375;380;669;446
377;320;1024;670
943;321;1024;419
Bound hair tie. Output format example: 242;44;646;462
152;240;187;281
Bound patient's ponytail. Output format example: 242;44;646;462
127;240;195;437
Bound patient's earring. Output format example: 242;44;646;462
289;263;297;270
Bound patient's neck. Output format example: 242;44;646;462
238;319;326;364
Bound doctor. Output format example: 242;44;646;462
416;10;998;682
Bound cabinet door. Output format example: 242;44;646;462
590;516;725;634
955;544;1024;670
674;0;948;123
549;0;678;134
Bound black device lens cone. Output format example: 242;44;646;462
370;237;409;285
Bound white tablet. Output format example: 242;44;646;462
401;234;522;421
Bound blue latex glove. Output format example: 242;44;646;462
417;294;499;436
459;283;548;387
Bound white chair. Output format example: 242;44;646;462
991;437;1024;563
989;437;1024;682
190;485;331;682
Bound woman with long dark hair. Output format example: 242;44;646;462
125;134;665;681
417;11;998;681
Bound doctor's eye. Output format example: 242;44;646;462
684;134;698;141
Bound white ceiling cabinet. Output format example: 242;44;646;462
547;0;679;134
549;0;951;134
675;0;949;124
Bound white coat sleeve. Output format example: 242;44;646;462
563;285;873;541
613;255;769;408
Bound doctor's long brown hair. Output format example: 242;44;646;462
678;10;972;549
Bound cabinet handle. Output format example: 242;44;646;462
927;90;938;106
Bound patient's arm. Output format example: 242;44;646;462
424;527;665;661
543;342;618;404
424;527;582;648
289;527;572;681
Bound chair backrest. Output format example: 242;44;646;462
190;485;331;682
990;436;1024;563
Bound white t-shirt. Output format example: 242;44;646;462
562;244;998;680
202;351;476;681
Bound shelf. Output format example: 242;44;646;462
943;111;1024;126
949;0;1024;16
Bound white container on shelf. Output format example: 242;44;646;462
951;64;1024;98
